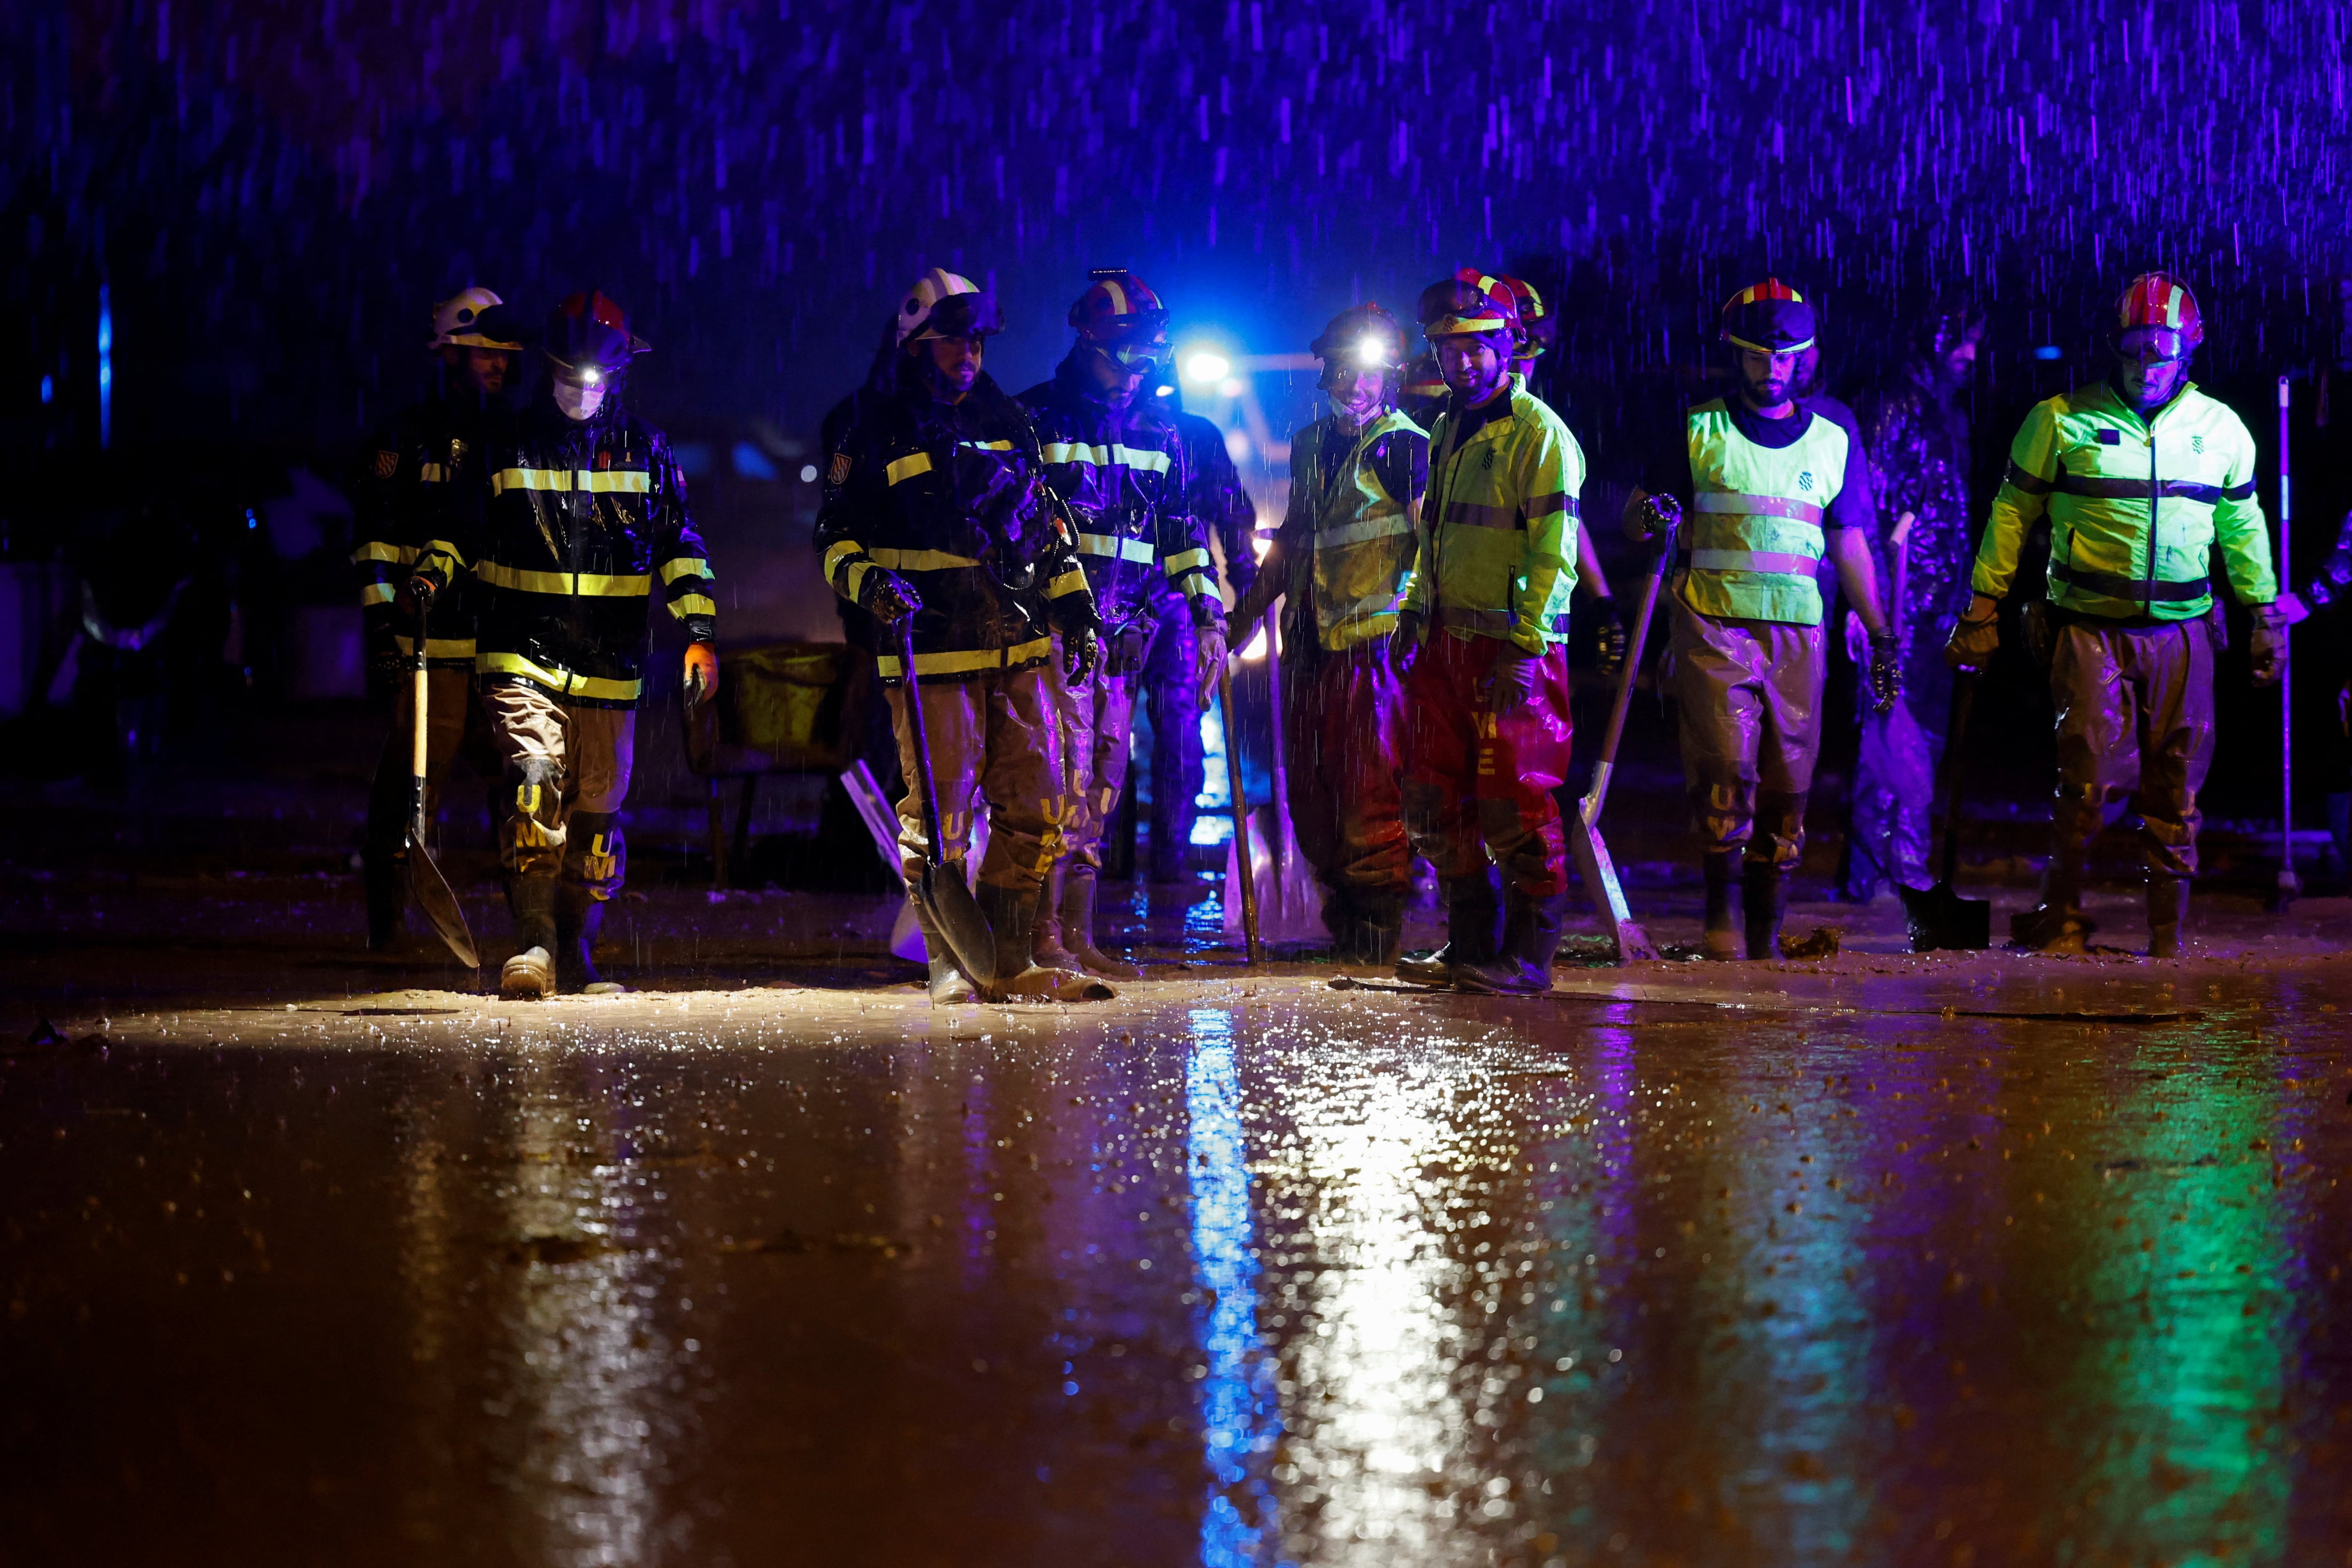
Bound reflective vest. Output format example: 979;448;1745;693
1406;376;1581;654
1971;380;2274;620
1285;409;1427;651
1681;398;1848;626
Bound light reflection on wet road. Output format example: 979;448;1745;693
4;967;2350;1567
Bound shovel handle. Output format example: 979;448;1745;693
1937;672;1977;886
1584;514;1677;818
898;618;947;874
410;594;432;843
1218;661;1262;964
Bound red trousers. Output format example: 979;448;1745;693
1281;638;1412;907
1399;632;1574;898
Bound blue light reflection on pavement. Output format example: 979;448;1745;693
1186;1009;1286;1567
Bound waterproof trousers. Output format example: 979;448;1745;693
1669;596;1826;867
887;665;1068;894
1141;596;1204;880
363;667;495;869
1284;634;1412;908
479;681;637;901
1400;633;1573;898
2045;617;2215;888
1049;648;1141;879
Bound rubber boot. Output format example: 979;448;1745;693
914;901;978;1005
976;881;1113;1002
2146;873;2190;959
1030;863;1086;972
1699;850;1743;961
1396;874;1500;985
1331;893;1406;967
1061;864;1144;979
2013;813;2098;952
1453;889;1566;994
1743;859;1789;961
501;876;558;1000
557;888;628;995
364;850;407;952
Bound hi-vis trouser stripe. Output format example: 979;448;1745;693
477;651;644;702
489;467;654;495
877;634;1055;680
1040;442;1172;472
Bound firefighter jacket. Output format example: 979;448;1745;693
1018;355;1221;634
1405;375;1581;654
1972;379;2275;620
350;392;509;670
813;373;1098;683
420;397;715;709
1159;405;1259;602
1680;396;1853;626
1269;408;1429;653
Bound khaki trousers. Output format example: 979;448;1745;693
478;681;636;901
1668;594;1827;867
887;665;1069;893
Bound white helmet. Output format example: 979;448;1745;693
429;286;525;351
895;269;1000;346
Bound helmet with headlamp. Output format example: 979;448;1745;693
1069;269;1173;377
543;291;649;421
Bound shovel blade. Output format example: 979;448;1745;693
917;863;996;987
407;843;480;971
1900;882;1992;953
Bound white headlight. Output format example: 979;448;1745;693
1181;351;1231;386
580;367;602;385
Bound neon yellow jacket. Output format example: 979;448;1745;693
1405;376;1582;654
1972;380;2275;619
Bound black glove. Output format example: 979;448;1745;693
858;567;922;625
1945;607;1999;672
1064;625;1100;683
1593;598;1629;678
1629;491;1682;541
1484;644;1542;716
2249;602;2288;689
1867;631;1902;713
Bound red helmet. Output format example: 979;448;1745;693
1069;269;1168;345
1417;273;1519;341
2114;272;2203;359
1482;273;1548;358
544;290;649;374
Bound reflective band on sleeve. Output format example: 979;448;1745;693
489;467;651;494
491;467;570;494
423;538;468;568
579;470;652;493
670;594;718;618
844;559;874;602
1162;548;1211;576
885;452;936;486
869;547;982;571
1690;549;1823;576
659;557;714;584
959;439;1017;453
1040;442;1172;473
876;634;1055;679
350;541;421;565
359;582;397;606
2002;460;2057;496
1441;499;1518;529
1176;570;1215;598
475;561;653;596
477;651;644;702
1046;567;1090;599
1691;492;1826;524
1075;534;1158;563
417;463;448;484
1525;492;1579;518
821;540;864;586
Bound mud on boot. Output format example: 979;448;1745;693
1059;864;1143;980
911;902;981;1005
2145;873;2190;959
1452;890;1565;995
501;875;559;1000
1742;859;1789;961
1396;874;1500;985
557;888;628;995
1701;850;1742;961
976;881;1113;1002
2010;902;2096;953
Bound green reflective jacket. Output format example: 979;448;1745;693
1277;409;1428;652
1405;376;1582;654
1680;398;1850;626
1972;380;2275;620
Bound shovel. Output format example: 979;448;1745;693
405;593;479;971
898;618;996;987
1216;659;1263;964
1565;504;1677;963
1899;672;1992;952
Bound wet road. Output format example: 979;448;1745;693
6;956;2352;1567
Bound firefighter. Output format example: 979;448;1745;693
1947;272;2282;957
1394;275;1583;994
1624;278;1898;961
413;291;717;998
1019;270;1226;978
815;269;1107;1004
352;288;520;950
1228;302;1428;963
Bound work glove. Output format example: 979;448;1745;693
2249;602;2288;688
1945;605;2000;672
683;641;720;705
1592;598;1629;678
405;571;439;606
1194;618;1229;704
1627;491;1683;542
1063;625;1101;684
1867;630;1901;714
1483;643;1542;717
1392;609;1425;679
858;567;922;625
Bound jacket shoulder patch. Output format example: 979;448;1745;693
2096;428;2121;445
828;452;852;485
374;450;399;478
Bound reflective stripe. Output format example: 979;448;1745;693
1075;534;1158;563
659;557;713;584
821;540;864;586
1314;510;1415;548
2222;478;2257;500
877;634;1055;679
475;560;653;596
2003;460;2056;496
359;582;397;606
2049;561;2212;602
478;651;644;702
959;439;1017;453
2054;474;2224;504
350;540;419;565
580;470;652;493
885;452;935;486
1690;549;1821;576
393;634;478;658
1039;441;1173;473
1441;499;1518;529
1434;605;1570;636
1691;491;1826;524
1525;492;1579;518
844;559;874;603
1330;588;1408;623
670;593;718;618
870;547;982;571
1162;547;1211;575
1176;571;1216;598
491;467;651;495
1046;567;1090;600
418;462;448;484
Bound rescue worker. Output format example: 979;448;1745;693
1394;275;1582;994
1624;278;1898;961
1841;310;1986;902
413;291;718;998
1947;273;2283;957
1019;270;1226;977
1228;303;1428;962
1141;370;1257;890
352;288;520;950
815;269;1107;1004
1398;352;1448;429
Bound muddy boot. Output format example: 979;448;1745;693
557;889;628;995
1454;889;1565;994
1743;859;1788;961
1331;893;1406;967
1396;874;1500;985
2146;873;2190;959
2012;826;2097;952
1030;863;1085;972
1061;864;1144;979
501;875;558;1000
364;850;407;951
1701;850;1742;960
914;902;979;1005
977;882;1113;1001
